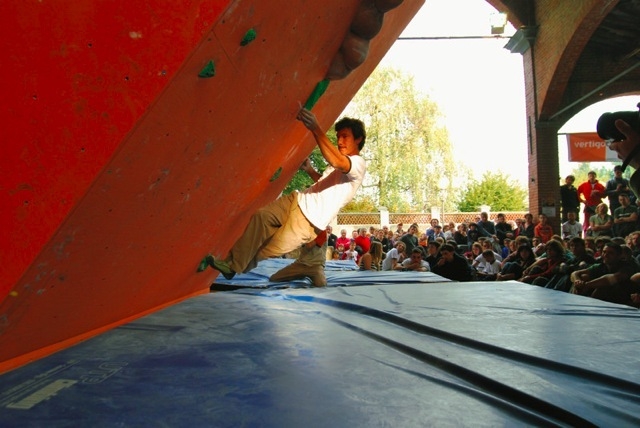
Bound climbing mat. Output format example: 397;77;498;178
1;281;639;426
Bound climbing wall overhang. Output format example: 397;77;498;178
0;0;423;373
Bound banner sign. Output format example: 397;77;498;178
565;132;619;162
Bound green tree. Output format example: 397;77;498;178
458;171;528;212
340;66;460;212
567;162;629;186
282;146;327;195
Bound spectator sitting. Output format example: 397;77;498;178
418;233;429;249
360;241;383;271
425;218;439;242
495;213;514;246
429;224;445;243
467;222;480;247
570;242;639;306
544;237;596;292
496;244;537;281
396;248;430;272
465;242;483;265
432;244;473;281
444;222;456;241
534;213;554;243
613;192;638;238
588;203;613;238
382;241;406;271
473;239;502;266
476;250;501;281
501;238;512;260
521;239;567;285
424;241;441;267
454;223;468;251
522;213;535;240
562;210;582;240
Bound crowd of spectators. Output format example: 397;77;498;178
321;211;640;309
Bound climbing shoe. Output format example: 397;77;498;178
205;255;236;280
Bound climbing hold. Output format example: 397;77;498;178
351;0;384;40
304;79;330;110
325;51;351;81
198;60;216;78
241;28;257;46
341;32;369;71
270;167;283;182
197;256;209;272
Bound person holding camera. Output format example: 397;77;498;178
600;104;640;198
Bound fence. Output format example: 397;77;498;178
335;210;529;232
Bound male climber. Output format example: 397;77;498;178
203;107;366;279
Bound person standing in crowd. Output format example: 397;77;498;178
494;213;514;246
400;223;420;255
577;171;606;233
613;192;638;238
560;175;580;222
606;165;632;213
326;225;337;249
607;116;640;198
476;212;497;241
336;229;351;250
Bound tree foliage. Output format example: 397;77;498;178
458;171;528;212
282;146;328;195
566;162;630;186
341;67;458;212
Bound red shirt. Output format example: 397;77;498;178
577;180;605;208
534;223;554;243
354;235;371;262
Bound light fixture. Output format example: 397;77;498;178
490;12;508;35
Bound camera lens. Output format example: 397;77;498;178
596;109;640;142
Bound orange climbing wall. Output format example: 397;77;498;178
0;0;423;373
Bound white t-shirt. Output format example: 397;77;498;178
477;260;501;275
382;248;403;271
562;221;582;239
401;258;431;271
298;155;366;229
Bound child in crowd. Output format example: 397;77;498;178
343;240;359;261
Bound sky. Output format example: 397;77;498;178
376;0;640;185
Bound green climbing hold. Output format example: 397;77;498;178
304;79;330;110
197;256;209;272
198;60;216;78
270;167;282;182
241;28;257;46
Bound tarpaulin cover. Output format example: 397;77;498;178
1;278;639;426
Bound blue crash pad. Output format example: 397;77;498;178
1;281;639;426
